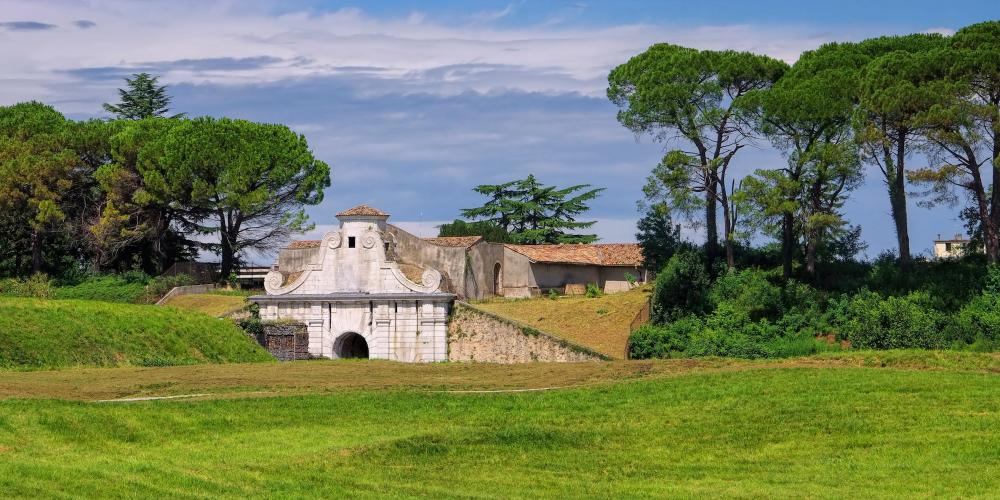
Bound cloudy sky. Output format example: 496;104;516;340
2;0;997;261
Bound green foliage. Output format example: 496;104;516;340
709;268;783;321
151;116;331;276
437;219;510;242
841;291;948;349
585;283;603;298
0;274;54;298
635;204;682;275
547;289;559;300
951;293;1000;348
627;317;700;359
52;275;148;303
102;73;182;120
143;274;196;300
461;175;604;244
650;251;711;324
609;43;787;267
623;272;637;287
0;297;270;369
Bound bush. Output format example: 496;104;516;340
951;293;1000;348
143;274;197;302
627;316;701;359
53;275;148;303
0;274;54;298
651;251;711;324
709;268;783;321
585;283;603;298
842;291;947;349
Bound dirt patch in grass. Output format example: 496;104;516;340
162;293;248;317
474;288;650;358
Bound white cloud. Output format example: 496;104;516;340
0;0;869;112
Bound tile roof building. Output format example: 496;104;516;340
279;213;647;300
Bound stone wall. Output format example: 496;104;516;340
447;302;609;363
255;321;311;361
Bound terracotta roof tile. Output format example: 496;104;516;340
286;240;321;249
336;204;389;217
504;243;643;267
422;236;483;248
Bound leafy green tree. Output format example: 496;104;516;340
608;44;786;268
93;118;196;273
150;117;330;277
0;102;79;274
908;21;1000;263
854;34;948;267
461;175;604;244
635;204;682;274
650;250;712;325
103;73;183;120
745;42;862;278
437;219;510;242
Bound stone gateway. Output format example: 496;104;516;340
249;205;453;362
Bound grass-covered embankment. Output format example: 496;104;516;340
161;293;249;317
0;297;271;369
0;352;996;497
474;287;650;358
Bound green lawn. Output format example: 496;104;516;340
0;354;997;497
0;297;271;369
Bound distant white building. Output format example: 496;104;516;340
250;205;453;362
933;233;974;259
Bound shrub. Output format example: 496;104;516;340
53;275;148;303
627;316;701;359
651;251;711;324
0;273;53;299
709;268;783;321
143;274;197;302
624;272;637;287
951;293;1000;347
842;291;947;349
0;274;54;298
585;283;603;298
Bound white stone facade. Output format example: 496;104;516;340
250;207;453;362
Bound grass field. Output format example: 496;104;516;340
162;293;249;317
0;351;997;498
0;297;271;369
475;288;650;357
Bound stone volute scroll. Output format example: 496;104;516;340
264;230;341;295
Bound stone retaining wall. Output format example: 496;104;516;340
255;321;311;361
447;302;608;363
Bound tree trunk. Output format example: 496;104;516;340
219;214;235;280
889;131;911;267
990;120;1000;264
781;212;794;279
30;229;43;274
705;178;719;270
971;169;998;264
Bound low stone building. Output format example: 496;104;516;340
279;225;647;300
250;205;453;362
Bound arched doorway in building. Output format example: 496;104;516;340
334;332;369;359
493;262;503;296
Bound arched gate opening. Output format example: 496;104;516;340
334;332;369;359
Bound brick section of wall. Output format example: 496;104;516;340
447;302;609;363
256;322;311;361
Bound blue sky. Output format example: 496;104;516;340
1;1;998;261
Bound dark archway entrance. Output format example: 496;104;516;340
493;263;503;296
334;332;369;359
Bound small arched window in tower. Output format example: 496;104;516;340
493;262;503;296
